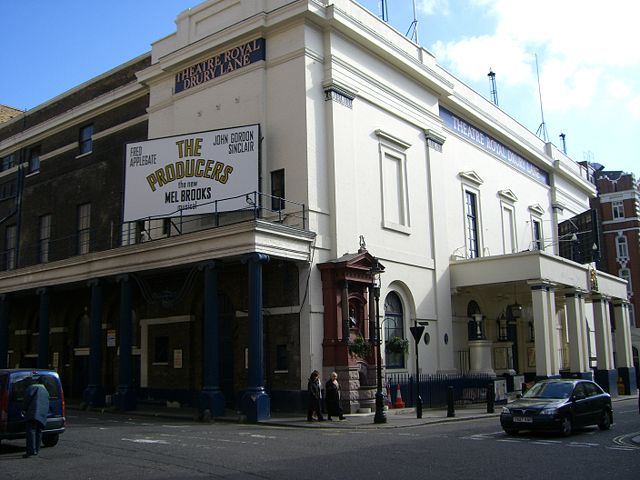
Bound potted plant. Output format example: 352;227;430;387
385;336;409;355
348;335;372;357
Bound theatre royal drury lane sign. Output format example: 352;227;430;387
174;38;265;93
123;124;259;222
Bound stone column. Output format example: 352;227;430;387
114;274;136;411
530;283;559;379
83;279;105;407
564;290;590;378
239;253;270;422
36;288;49;369
592;295;617;394
199;261;225;418
613;300;637;394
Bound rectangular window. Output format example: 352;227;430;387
28;146;40;173
382;150;409;230
532;219;543;250
612;200;624;219
77;203;91;255
79;124;94;155
502;206;515;254
1;154;15;172
465;190;479;258
275;344;288;371
270;169;285;211
38;214;51;263
4;224;17;270
153;336;169;363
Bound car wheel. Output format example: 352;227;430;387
597;410;611;430
42;434;59;447
560;416;573;437
503;428;519;436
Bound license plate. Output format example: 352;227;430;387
513;416;533;423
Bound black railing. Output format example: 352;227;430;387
386;372;495;408
0;191;308;272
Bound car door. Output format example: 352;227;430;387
571;382;591;427
583;381;605;425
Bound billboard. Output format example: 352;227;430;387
123;125;259;222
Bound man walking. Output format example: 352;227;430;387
22;375;50;458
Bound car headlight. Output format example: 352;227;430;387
541;407;557;415
501;407;511;414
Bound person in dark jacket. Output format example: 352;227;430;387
307;370;325;421
325;371;345;420
22;376;50;458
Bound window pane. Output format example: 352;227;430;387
77;203;91;254
79;124;93;154
39;214;51;263
465;191;478;258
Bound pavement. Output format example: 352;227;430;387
69;393;640;445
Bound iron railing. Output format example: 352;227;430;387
386;372;496;408
1;191;308;272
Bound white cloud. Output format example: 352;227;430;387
628;96;640;119
432;35;533;86
430;0;640;114
418;0;450;16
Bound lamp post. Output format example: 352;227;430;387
370;258;387;424
409;321;425;419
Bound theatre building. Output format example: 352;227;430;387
0;0;634;421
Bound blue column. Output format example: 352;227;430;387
36;288;49;369
240;253;270;422
199;261;225;419
0;294;9;369
114;274;136;411
83;279;105;407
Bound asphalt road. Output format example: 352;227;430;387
2;397;638;479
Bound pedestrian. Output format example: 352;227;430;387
325;371;345;420
307;370;325;421
22;375;50;458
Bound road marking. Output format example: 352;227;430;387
121;438;170;444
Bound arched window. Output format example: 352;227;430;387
384;292;405;369
616;235;629;259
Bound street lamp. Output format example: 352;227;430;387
409;320;425;419
370;257;386;424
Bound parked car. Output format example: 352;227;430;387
500;378;612;436
0;369;66;447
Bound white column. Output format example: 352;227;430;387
613;300;633;368
565;290;589;373
530;283;558;378
592;295;614;370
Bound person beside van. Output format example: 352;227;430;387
22;376;50;458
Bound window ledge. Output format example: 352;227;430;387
76;151;93;159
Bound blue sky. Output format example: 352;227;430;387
2;0;638;178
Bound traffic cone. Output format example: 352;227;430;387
394;383;405;408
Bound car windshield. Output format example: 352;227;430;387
523;382;573;399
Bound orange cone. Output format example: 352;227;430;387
394;383;405;408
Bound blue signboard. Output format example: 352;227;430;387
175;38;266;93
440;107;549;185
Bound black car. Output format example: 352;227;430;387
0;369;66;447
500;379;612;436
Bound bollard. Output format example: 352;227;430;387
446;386;455;417
416;394;423;419
486;382;495;414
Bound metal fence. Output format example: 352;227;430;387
386;372;496;408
